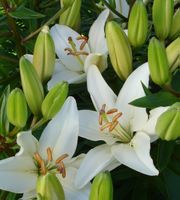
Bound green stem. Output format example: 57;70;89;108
22;6;70;43
8;127;20;137
163;84;180;98
32;118;47;131
101;0;128;21
0;55;18;64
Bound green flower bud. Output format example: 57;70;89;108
156;103;180;141
41;82;68;120
148;37;171;86
36;173;65;200
20;56;44;116
62;0;74;8
152;0;174;40
6;88;28;128
59;0;81;30
128;0;148;47
106;21;132;80
89;172;113;200
166;37;180;72
169;8;180;40
33;26;55;82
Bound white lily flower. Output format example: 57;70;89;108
75;63;169;189
0;97;90;200
47;9;110;89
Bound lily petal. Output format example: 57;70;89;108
84;53;107;73
88;9;109;54
116;0;129;18
0;156;36;193
75;144;115;189
21;190;36;200
112;132;159;176
39;97;79;160
50;24;89;72
115;63;150;131
58;167;90;200
16;130;39;157
24;54;33;63
87;65;117;111
47;62;86;89
79;110;117;145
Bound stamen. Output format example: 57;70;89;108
76;35;88;50
99;114;103;125
56;153;68;164
47;147;53;162
40;160;46;175
112;112;123;122
100;122;111;131
109;121;118;132
100;104;106;115
106;108;118;114
34;152;43;166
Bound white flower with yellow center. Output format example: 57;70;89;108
47;9;109;89
0;97;90;199
75;63;168;189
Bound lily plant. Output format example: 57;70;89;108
0;97;90;199
47;9;110;89
75;63;168;189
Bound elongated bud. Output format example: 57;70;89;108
36;173;65;200
59;0;81;30
169;8;180;40
62;0;74;7
156;103;180;141
148;37;171;86
42;82;68;120
128;0;148;47
89;172;113;200
166;37;180;72
6;88;27;128
106;21;132;80
33;26;55;82
20;56;44;116
152;0;174;40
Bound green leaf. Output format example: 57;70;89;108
9;6;45;19
141;81;152;95
157;140;175;171
130;91;179;108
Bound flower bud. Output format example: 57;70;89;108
152;0;174;40
62;0;74;7
156;103;180;141
106;21;132;80
148;37;171;86
166;37;180;72
33;26;55;82
128;0;148;47
20;56;44;116
41;82;68;120
6;88;28;128
169;8;180;40
36;173;65;200
59;0;81;30
89;172;113;200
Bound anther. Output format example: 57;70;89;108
40;160;46;175
100;104;106;115
56;153;68;164
109;121;118;132
112;112;123;122
99;114;103;125
100;122;111;131
106;108;118;115
34;152;43;166
47;147;53;162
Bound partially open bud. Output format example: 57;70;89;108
6;88;28;128
36;173;65;200
166;37;180;72
20;56;44;116
169;8;180;40
148;37;171;86
33;26;55;82
106;21;132;80
156;103;180;141
41;82;68;120
89;172;113;200
59;0;81;30
128;0;148;47
152;0;174;40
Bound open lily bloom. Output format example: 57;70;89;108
47;9;109;89
75;63;168;189
106;0;129;18
0;97;90;200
